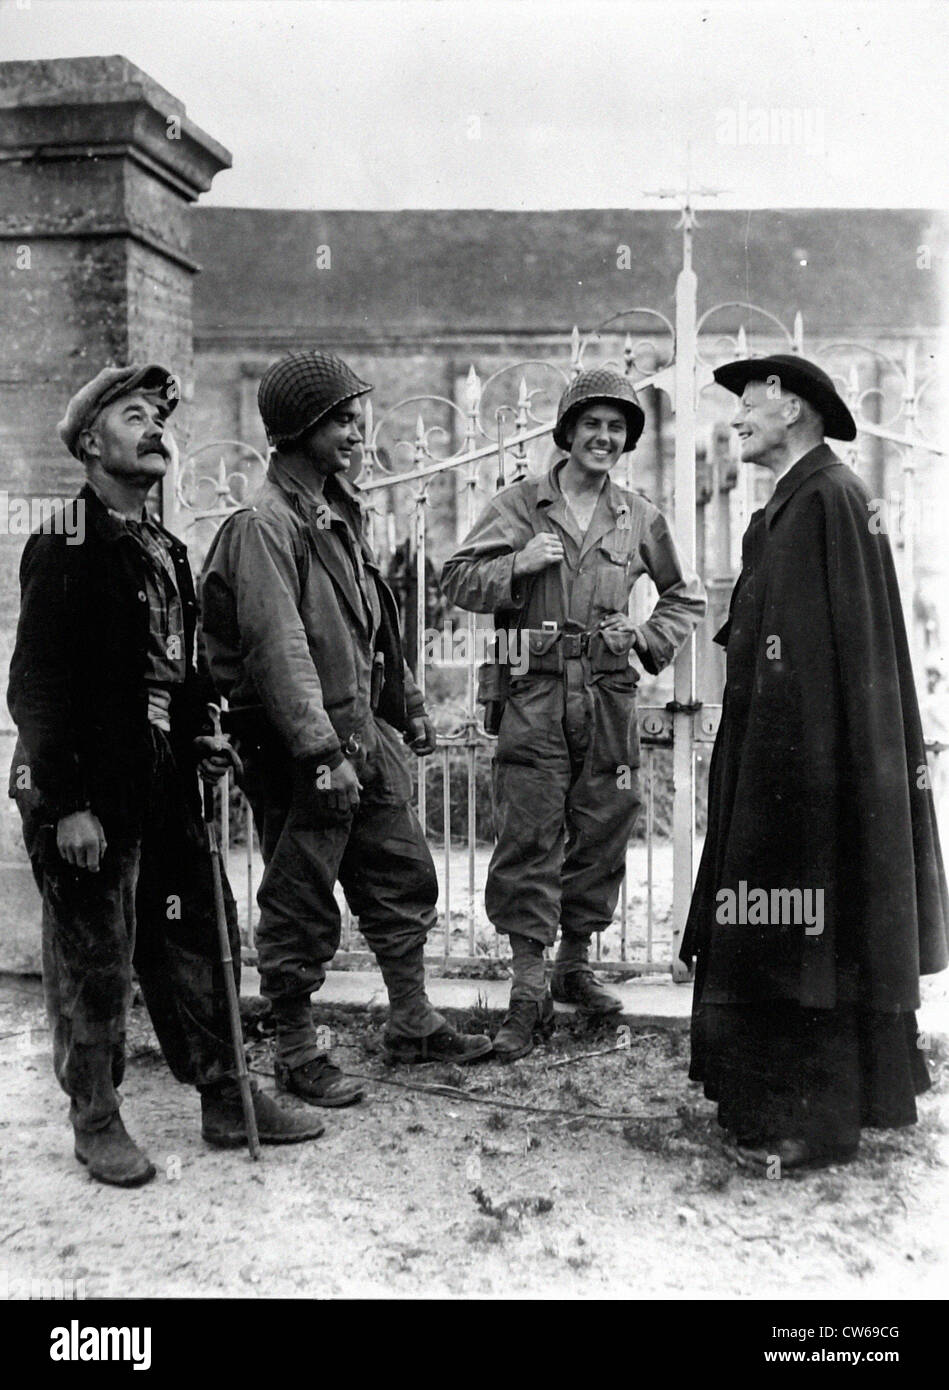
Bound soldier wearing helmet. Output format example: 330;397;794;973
441;368;706;1060
200;352;491;1104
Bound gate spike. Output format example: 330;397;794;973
792;312;804;353
570;325;582;376
465;364;482;408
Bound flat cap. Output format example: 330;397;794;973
712;353;857;442
58;363;180;459
257;351;372;443
553;369;646;452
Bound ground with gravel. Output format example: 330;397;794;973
1;975;946;1300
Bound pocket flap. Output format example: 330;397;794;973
600;538;630;565
589;629;632;672
527;630;561;656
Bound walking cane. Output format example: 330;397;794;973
202;703;260;1160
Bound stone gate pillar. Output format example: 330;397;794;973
0;56;231;970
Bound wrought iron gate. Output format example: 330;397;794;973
165;205;947;980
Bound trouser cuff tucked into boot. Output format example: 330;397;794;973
552;930;591;978
271;994;324;1069
376;947;445;1039
509;932;547;1002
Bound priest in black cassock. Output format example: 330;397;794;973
680;354;948;1170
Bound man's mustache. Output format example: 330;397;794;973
137;437;169;460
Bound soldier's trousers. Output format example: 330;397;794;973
239;716;442;1060
486;666;642;948
18;728;239;1133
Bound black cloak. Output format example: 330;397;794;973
680;444;948;1012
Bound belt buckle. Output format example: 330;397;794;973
343;733;362;756
561;632;583;659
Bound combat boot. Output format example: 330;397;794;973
74;1114;156;1188
551;968;623;1016
383;1022;492;1066
201;1085;326;1146
492;992;555;1063
274;1055;364;1107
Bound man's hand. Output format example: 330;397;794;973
404;715;437;756
598;612;637;636
56;809;108;873
193;735;244;784
513;532;565;577
316;757;362;814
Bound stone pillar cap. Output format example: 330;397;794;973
0;55;231;196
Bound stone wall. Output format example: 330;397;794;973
0;56;230;970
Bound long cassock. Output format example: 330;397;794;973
679;442;948;1160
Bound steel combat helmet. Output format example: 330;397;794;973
257;351;372;444
552;368;646;453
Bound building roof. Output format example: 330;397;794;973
191;208;946;348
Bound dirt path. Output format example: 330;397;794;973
1;976;946;1300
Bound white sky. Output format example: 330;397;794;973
2;0;948;209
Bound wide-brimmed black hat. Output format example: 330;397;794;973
712;353;857;442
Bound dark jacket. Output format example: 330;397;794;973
7;484;206;835
199;458;425;766
680;444;948;1012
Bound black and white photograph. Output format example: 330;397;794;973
0;0;947;1350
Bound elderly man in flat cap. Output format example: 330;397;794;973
8;364;325;1188
678;354;948;1170
200;351;491;1100
442;370;706;1059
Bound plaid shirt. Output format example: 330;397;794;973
118;511;187;686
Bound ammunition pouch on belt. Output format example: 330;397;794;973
524;629;564;673
477;624;636;735
519;626;633;674
588;627;634;674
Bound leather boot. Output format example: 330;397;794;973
492;992;555;1063
201;1085;326;1147
551;968;623;1015
376;945;446;1037
383;1023;492;1066
74;1114;156;1188
274;1055;364;1107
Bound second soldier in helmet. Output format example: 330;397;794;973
442;370;706;1059
200;351;491;1107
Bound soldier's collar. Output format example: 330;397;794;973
539;460;627;517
